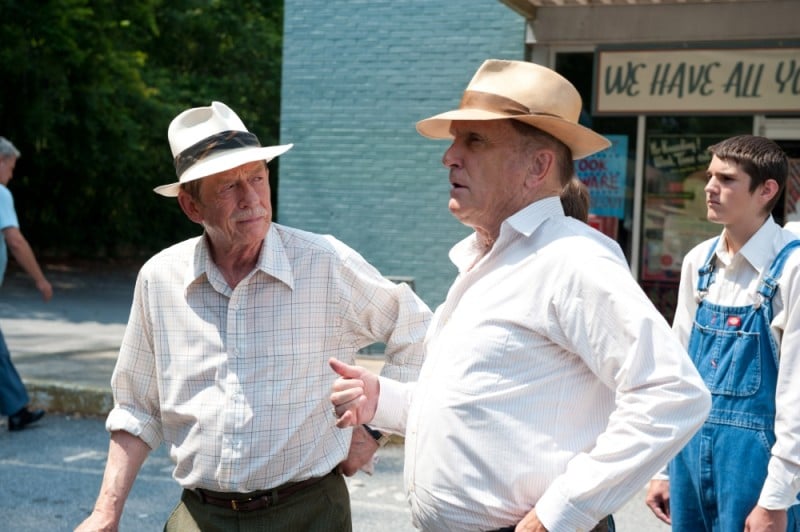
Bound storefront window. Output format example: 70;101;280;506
556;53;763;321
640;116;751;321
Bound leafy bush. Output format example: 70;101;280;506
0;0;283;261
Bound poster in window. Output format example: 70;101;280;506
576;134;628;219
641;134;724;282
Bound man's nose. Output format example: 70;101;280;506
239;182;260;205
442;143;460;168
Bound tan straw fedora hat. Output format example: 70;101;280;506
154;101;293;197
416;59;610;160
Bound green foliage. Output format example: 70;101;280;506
0;0;284;261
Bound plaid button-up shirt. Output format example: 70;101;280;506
106;223;430;492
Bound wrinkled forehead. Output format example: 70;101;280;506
221;159;267;177
202;160;268;184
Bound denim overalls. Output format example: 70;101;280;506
669;238;800;531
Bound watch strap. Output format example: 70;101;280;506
363;424;391;447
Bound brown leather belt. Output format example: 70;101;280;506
194;470;334;512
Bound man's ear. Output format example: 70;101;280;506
525;149;555;188
759;178;780;205
177;190;204;224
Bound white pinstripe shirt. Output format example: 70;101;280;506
106;223;430;492
374;197;710;532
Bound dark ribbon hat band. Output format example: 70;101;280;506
173;130;261;177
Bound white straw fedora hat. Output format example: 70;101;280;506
416;59;610;160
154;101;293;197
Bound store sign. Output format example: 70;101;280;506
595;47;800;115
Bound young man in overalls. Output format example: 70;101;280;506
646;135;800;531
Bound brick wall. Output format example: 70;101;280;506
280;0;523;307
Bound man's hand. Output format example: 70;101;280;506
329;358;379;428
74;507;119;531
337;424;380;476
744;505;787;531
36;278;53;302
645;479;671;524
516;507;547;531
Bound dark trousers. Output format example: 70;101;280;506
488;515;615;532
0;328;28;416
165;471;352;532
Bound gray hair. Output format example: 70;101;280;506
0;136;20;159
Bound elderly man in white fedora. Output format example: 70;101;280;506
330;59;711;532
76;101;431;531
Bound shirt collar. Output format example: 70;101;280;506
505;196;564;237
183;224;295;294
449;197;564;271
717;216;779;273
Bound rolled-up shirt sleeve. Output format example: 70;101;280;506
105;273;163;450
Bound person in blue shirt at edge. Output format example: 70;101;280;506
0;136;51;432
75;101;431;531
329;59;711;532
646;135;800;532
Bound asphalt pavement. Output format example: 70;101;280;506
0;263;668;531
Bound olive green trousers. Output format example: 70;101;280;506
164;471;351;532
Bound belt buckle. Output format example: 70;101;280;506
230;496;255;511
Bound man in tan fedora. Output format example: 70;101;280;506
76;101;431;531
330;59;711;532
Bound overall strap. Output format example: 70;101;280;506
695;237;720;302
757;239;800;322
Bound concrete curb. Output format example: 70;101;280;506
25;379;113;417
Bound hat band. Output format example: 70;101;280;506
174;130;260;178
459;91;564;120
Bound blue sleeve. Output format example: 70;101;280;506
0;186;19;230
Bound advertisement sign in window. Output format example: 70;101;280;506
576;134;628;219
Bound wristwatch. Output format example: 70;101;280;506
363;424;391;447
